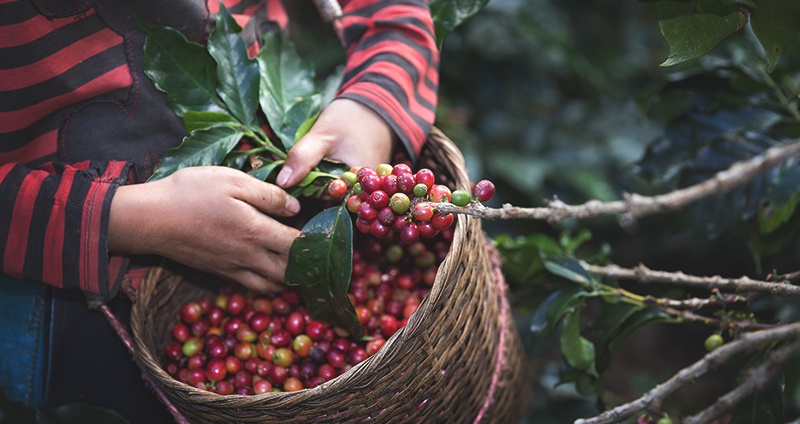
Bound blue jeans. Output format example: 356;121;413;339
0;274;48;406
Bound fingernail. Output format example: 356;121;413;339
285;196;300;214
277;166;292;187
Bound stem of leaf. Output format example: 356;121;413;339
760;69;800;121
245;130;287;159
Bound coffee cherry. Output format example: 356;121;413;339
226;293;246;316
326;179;347;199
357;202;378;221
369;190;390;209
380;315;399;337
215;380;235;395
400;222;420;244
370;220;391;238
705;334;724;352
180;302;202;324
206;359;227;382
326;349;347;368
346;195;362;214
377;207;396;226
340;171;358;187
380;174;398;195
182;338;204;357
283;377;304;392
450;190;471;206
188;369;206;386
165;342;183;361
285;311;306;336
416;221;439;239
267;365;288;385
428;185;451;203
412;183;428;197
472;180;495;202
253;379;273;394
273;348;296;367
365;338;386;356
361;175;382;193
172;323;190;343
392;163;413;176
271;297;291;316
412;203;434;222
248;313;270;333
233;370;252;389
396;173;416;194
375;163;393;177
431;213;455;230
356;166;377;182
389;193;411;214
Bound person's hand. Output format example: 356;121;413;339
108;166;301;292
276;98;397;188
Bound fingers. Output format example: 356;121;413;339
276;129;331;188
237;176;301;217
230;269;284;293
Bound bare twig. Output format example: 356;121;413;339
582;262;800;297
573;323;800;424
430;140;800;225
682;342;798;424
641;292;744;310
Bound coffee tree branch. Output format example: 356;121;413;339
573;323;800;424
581;262;800;297
432;140;800;226
681;342;798;424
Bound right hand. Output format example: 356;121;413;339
108;166;302;292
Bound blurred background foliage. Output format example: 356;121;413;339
288;0;800;422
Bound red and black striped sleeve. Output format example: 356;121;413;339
0;162;130;297
335;0;439;161
0;2;133;297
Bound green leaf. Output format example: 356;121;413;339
757;165;800;234
208;4;260;125
294;111;320;143
530;287;589;334
139;22;224;116
544;257;593;285
286;170;337;197
248;159;283;181
750;0;800;72
285;205;362;338
148;126;245;181
657;0;749;66
559;300;598;376
429;0;490;48
608;308;674;353
591;302;646;374
182;111;239;133
281;95;323;146
257;31;319;151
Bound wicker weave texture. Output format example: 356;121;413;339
131;128;530;423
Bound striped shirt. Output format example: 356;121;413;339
0;0;439;298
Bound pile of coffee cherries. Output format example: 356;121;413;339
327;163;495;244
162;226;452;395
162;163;494;394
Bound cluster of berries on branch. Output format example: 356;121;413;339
327;163;495;243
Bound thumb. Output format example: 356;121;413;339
276;132;331;188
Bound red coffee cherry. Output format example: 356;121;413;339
472;179;496;202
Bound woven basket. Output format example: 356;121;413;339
130;128;531;423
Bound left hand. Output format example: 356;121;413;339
275;99;397;188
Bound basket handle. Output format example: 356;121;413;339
100;304;191;424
